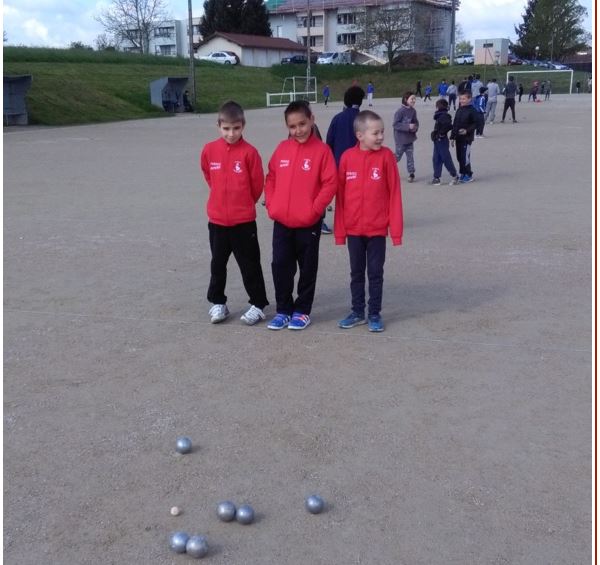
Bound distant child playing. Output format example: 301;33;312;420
393;91;419;183
200;101;269;325
264;100;338;330
334;110;403;333
473;86;487;137
429;99;459;186
450;92;478;183
424;82;433;101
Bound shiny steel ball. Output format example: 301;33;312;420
305;494;325;514
235;504;255;524
186;535;209;558
169;531;190;553
175;436;192;454
216;500;236;522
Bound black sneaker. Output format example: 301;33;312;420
430;178;441;186
321;223;333;234
408;174;415;183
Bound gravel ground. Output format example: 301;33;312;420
4;93;592;565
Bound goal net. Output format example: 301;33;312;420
505;69;574;94
266;76;317;107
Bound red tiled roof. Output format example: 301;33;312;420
203;32;305;52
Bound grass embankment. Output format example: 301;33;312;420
4;47;588;126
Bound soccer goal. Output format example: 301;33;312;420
506;69;574;94
266;75;317;107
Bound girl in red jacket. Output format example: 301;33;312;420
264;101;337;330
334;110;403;332
200;101;269;325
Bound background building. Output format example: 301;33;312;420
266;0;455;60
474;38;509;66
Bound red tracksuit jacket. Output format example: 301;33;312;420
334;145;403;245
265;134;337;228
200;137;264;227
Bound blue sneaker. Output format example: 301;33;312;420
338;312;366;329
460;174;474;183
288;312;311;330
368;314;384;332
267;313;290;330
321;222;333;234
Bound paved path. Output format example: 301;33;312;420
4;94;592;564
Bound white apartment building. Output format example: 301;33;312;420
266;0;455;60
119;18;203;57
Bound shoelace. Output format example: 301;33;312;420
244;307;262;321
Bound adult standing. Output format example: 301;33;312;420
470;74;483;98
458;76;471;95
501;75;518;123
544;80;552;101
415;79;423;98
485;78;499;124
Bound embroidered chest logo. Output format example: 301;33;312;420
233;161;243;173
301;159;312;171
346;171;358;181
210;162;221;171
279;159;290;168
370;167;381;180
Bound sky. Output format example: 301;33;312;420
2;0;594;49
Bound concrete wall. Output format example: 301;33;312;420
474;38;510;65
196;37;305;67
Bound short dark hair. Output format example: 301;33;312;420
354;109;382;133
284;100;312;121
344;86;365;107
218;100;245;124
436;98;449;110
461;90;472;99
401;91;414;105
479;87;487;94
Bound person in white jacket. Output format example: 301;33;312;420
485;78;500;124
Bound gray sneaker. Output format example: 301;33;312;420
240;305;265;326
209;304;229;323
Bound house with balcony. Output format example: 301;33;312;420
266;0;456;61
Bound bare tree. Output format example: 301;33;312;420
353;4;415;70
95;0;170;54
95;33;118;51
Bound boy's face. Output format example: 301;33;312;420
407;95;416;107
218;120;244;144
285;111;314;144
459;94;471;107
356;118;384;151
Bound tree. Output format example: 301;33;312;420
513;0;588;60
353;5;416;71
199;0;271;37
456;40;473;54
95;33;118;51
96;0;170;54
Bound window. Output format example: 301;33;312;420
296;15;323;28
154;27;174;38
337;13;356;25
337;33;357;45
156;44;175;56
300;35;322;47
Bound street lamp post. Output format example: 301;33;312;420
188;0;196;104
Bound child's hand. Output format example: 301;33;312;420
409;124;416;131
458;128;467;135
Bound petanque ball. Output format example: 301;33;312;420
169;531;190;553
186;535;209;558
305;494;325;514
175;436;192;454
216;500;236;522
236;504;255;524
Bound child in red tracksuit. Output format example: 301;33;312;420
334;110;403;332
200;101;269;325
264;100;337;330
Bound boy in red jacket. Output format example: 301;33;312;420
200;101;269;325
264;100;337;330
334;110;403;332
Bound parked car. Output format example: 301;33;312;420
548;61;571;70
454;53;474;65
197;51;238;65
438;55;450;65
281;54;308;64
508;54;523;65
316;51;351;65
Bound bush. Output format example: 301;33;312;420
392;52;434;70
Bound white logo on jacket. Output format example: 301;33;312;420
210;162;221;171
370;167;381;180
301;159;312;171
233;161;243;173
279;159;290;168
346;171;358;180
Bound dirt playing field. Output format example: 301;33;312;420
4;93;592;564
